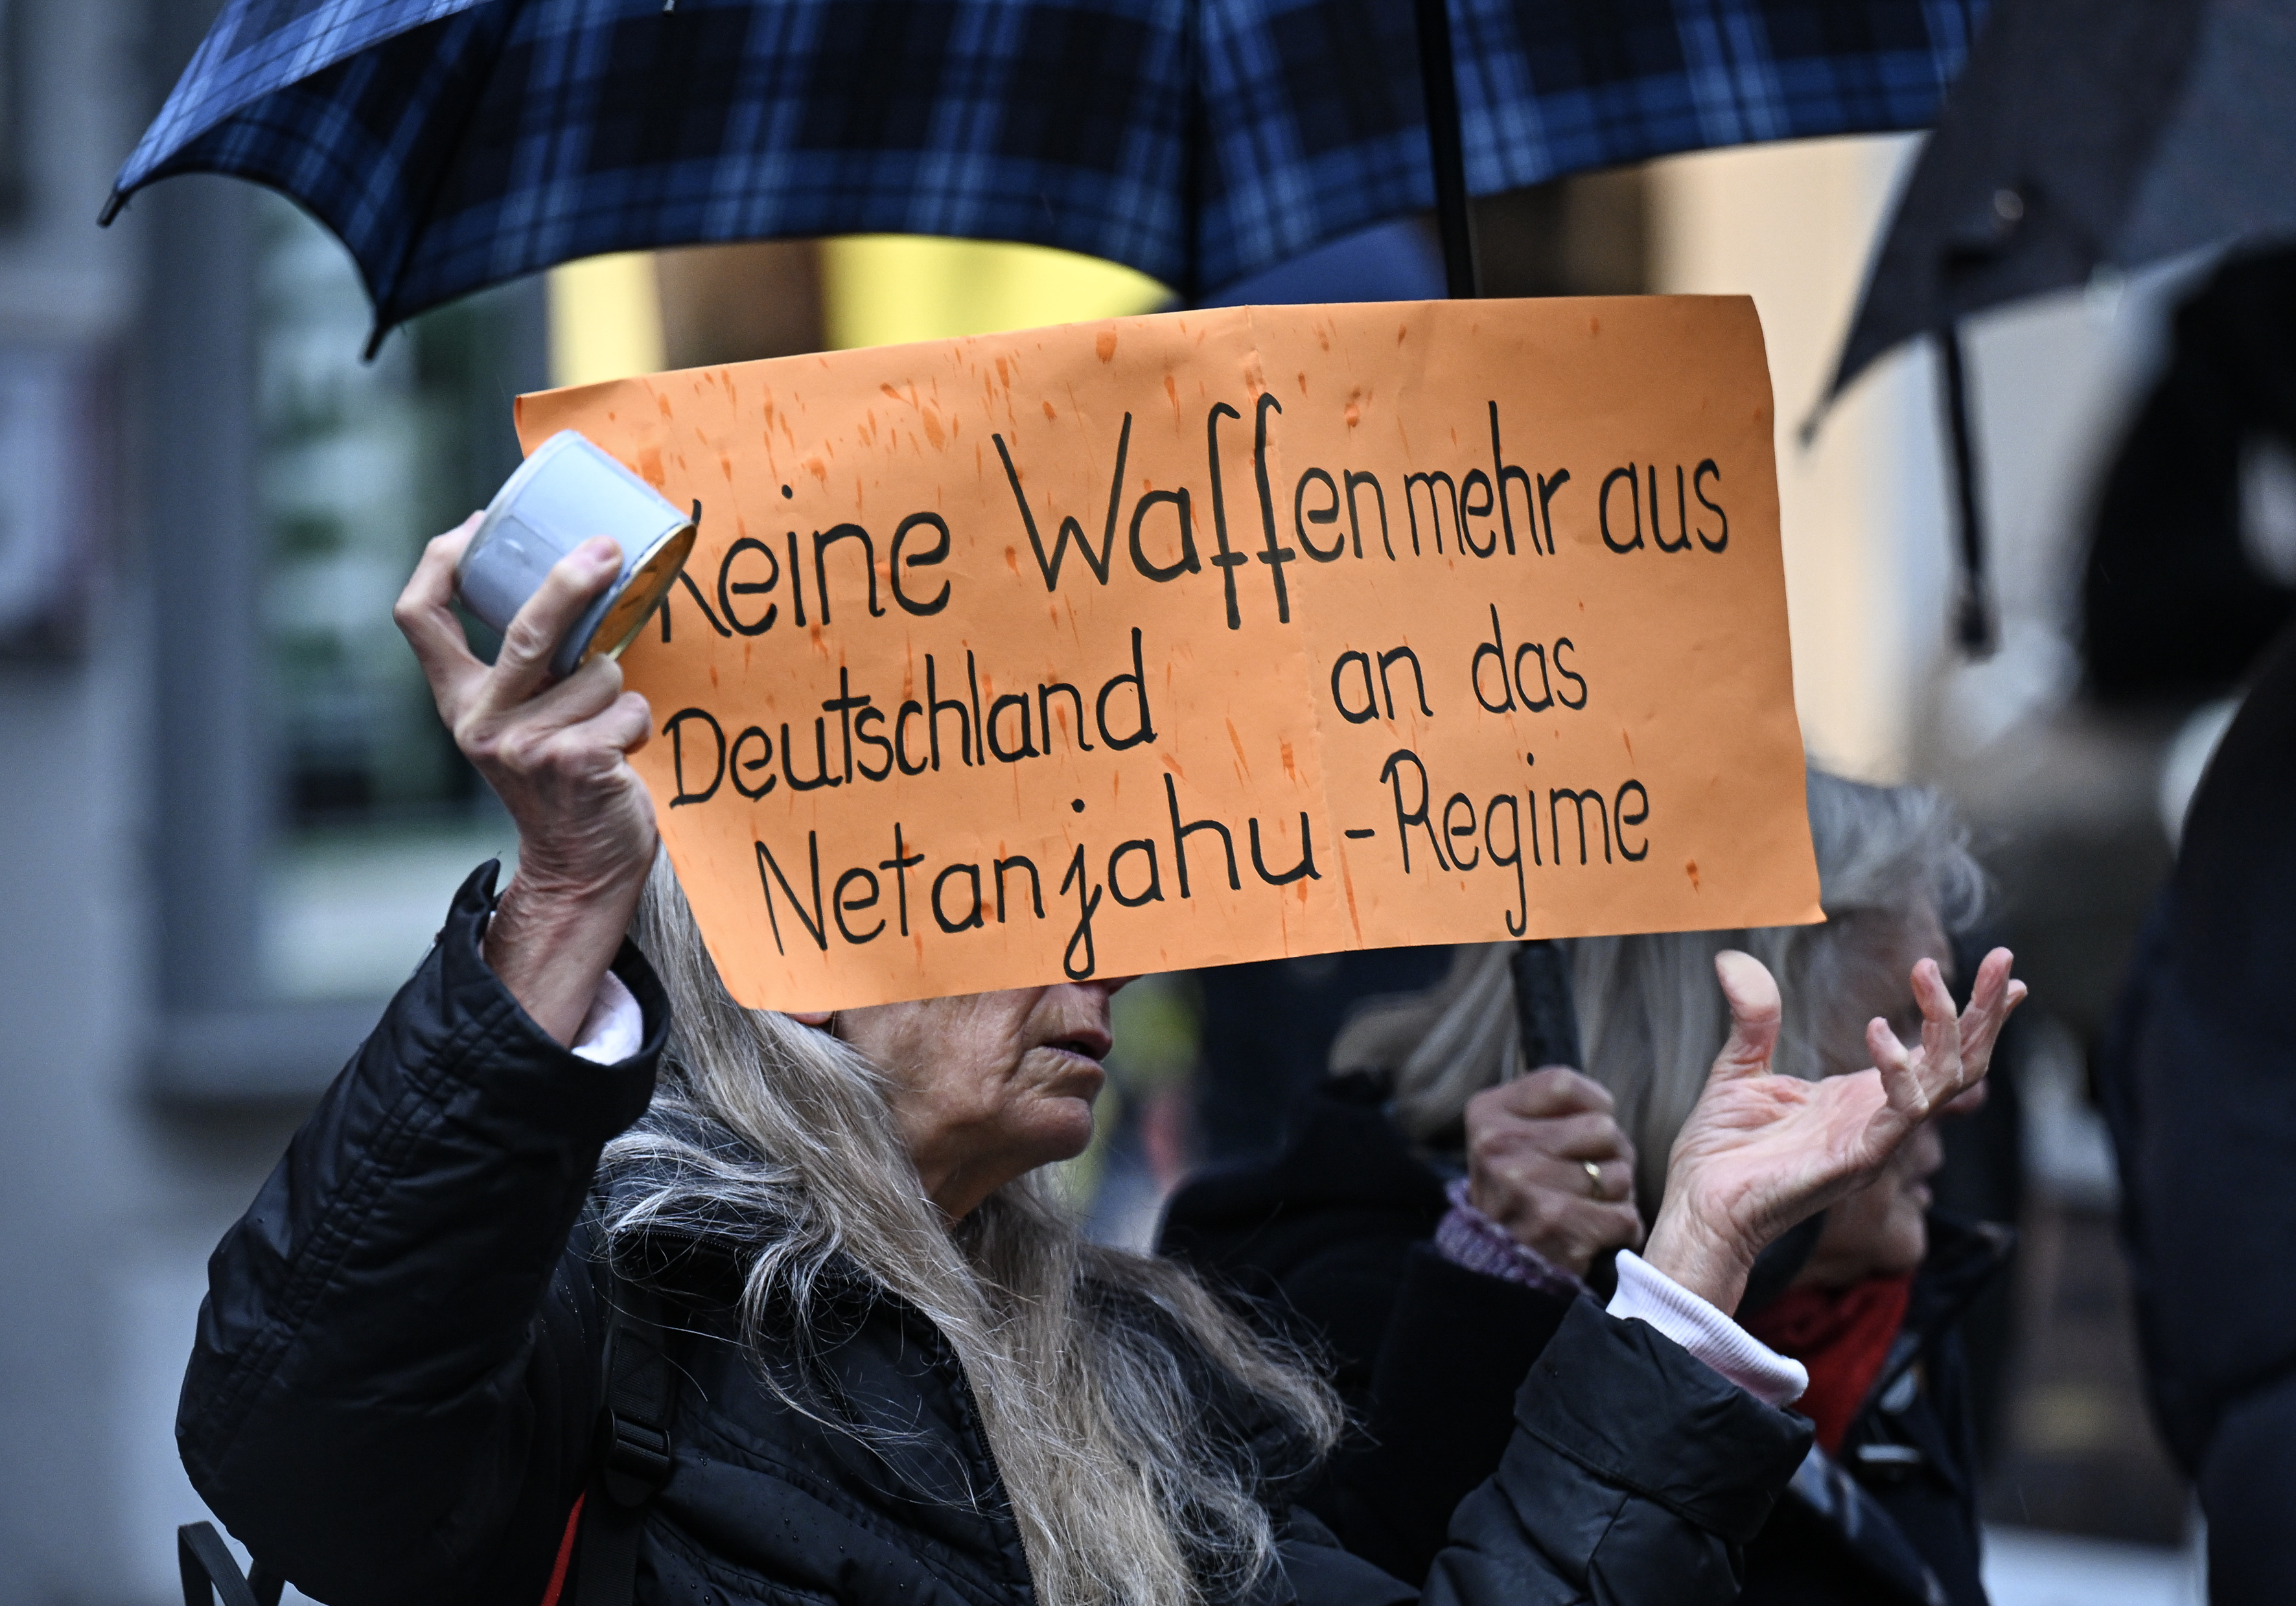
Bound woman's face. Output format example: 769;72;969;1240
1795;908;1957;1289
819;980;1130;1218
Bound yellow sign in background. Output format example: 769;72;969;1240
519;296;1820;1010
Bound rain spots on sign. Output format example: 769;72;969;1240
656;391;673;417
1396;323;1408;346
636;448;665;487
1345;403;1360;428
1296;371;1308;396
1280;740;1296;781
1225;719;1251;779
1621;729;1634;761
1095;330;1118;363
1685;860;1701;891
1042;400;1057;421
1164;374;1180;419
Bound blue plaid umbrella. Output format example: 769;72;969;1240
107;0;1986;344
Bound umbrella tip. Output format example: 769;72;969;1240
1954;590;1998;659
1795;402;1826;450
362;324;388;363
97;190;124;227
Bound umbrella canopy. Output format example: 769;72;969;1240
110;0;1987;343
1829;0;2296;400
1818;0;2296;652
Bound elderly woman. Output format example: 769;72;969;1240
177;530;2021;1606
1165;774;2013;1606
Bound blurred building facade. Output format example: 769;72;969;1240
0;1;2212;1598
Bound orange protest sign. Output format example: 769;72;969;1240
517;296;1819;1010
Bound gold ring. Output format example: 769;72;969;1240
1582;1160;1605;1199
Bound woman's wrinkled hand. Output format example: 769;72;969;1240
394;516;658;1042
1463;1068;1645;1278
1641;946;2025;1314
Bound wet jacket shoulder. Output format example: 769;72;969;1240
179;863;667;1603
183;872;1808;1606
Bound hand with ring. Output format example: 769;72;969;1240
1463;1066;1646;1279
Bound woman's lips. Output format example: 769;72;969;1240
1041;1027;1113;1064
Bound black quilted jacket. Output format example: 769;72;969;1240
1161;1076;2006;1606
178;866;1810;1606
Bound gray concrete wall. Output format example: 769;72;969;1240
0;1;322;1598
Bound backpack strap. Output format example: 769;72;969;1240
574;1272;678;1606
176;1522;284;1606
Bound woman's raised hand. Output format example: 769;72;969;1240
1641;947;2025;1314
394;517;659;1042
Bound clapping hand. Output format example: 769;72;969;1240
1641;947;2025;1313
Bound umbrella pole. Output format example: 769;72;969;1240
1938;323;1997;655
1412;0;1480;299
1509;939;1582;1076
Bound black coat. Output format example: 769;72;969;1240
1160;1075;2008;1606
180;867;1812;1606
2095;621;2296;1601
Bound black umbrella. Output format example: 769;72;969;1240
1819;0;2296;651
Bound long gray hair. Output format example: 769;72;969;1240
597;862;1341;1606
1330;771;1988;1208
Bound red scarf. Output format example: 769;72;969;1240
1745;1274;1913;1453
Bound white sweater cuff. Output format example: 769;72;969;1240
1605;1249;1808;1408
570;969;644;1064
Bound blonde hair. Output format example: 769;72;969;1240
599;860;1341;1606
1330;771;1987;1209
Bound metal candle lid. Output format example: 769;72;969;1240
455;430;699;679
